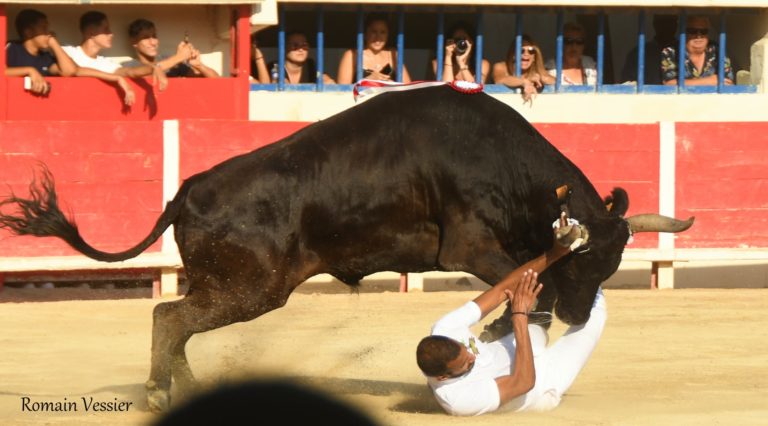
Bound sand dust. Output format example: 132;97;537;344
0;286;766;425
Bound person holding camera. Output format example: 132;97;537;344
432;22;489;84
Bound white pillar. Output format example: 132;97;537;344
162;120;180;255
160;120;181;296
406;273;424;292
657;121;677;289
749;35;768;92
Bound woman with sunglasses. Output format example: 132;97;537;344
337;13;411;84
251;31;334;84
492;35;554;102
545;22;596;86
660;15;733;86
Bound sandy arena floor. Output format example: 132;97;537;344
0;286;766;426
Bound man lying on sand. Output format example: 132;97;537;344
416;230;605;415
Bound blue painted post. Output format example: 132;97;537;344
597;11;605;91
397;9;405;82
717;11;726;92
278;7;285;91
555;11;563;92
515;12;523;76
316;7;324;92
677;10;687;91
637;10;646;92
356;9;364;82
475;12;484;83
436;11;444;81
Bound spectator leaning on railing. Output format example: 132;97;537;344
661;15;733;86
545;22;596;86
492;34;554;103
5;9;77;95
251;31;334;84
62;10;168;105
123;19;218;78
337;13;411;84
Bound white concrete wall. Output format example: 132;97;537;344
249;90;768;123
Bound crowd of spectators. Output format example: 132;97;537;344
6;9;737;104
248;13;736;101
4;8;219;103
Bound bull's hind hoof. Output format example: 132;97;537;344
146;380;171;413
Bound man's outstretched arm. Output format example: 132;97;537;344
472;238;571;320
494;271;541;403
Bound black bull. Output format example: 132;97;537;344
0;85;692;411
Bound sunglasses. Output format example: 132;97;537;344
685;27;709;37
288;42;309;50
520;46;536;54
564;37;585;45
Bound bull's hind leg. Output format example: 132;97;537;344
146;277;294;413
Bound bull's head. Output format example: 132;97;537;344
545;187;693;325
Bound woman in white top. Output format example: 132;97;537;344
545;22;597;86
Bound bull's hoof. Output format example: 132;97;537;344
146;380;171;413
479;319;512;343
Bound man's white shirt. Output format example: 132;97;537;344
62;45;120;73
427;301;530;416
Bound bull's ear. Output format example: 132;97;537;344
604;187;629;217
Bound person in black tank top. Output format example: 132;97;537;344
336;13;411;84
251;31;334;84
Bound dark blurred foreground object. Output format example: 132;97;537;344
154;380;379;426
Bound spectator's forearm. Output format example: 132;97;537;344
116;64;154;78
48;40;77;77
494;315;536;404
193;63;220;78
75;67;120;82
684;74;718;86
5;67;34;77
158;54;185;73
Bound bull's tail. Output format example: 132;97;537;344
0;165;186;262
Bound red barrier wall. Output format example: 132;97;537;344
1;120;766;258
179;120;309;181
0;121;164;256
676;122;768;248
1;77;249;121
537;123;661;248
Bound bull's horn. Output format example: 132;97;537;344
626;214;695;233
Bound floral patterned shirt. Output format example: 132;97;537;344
660;43;733;83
